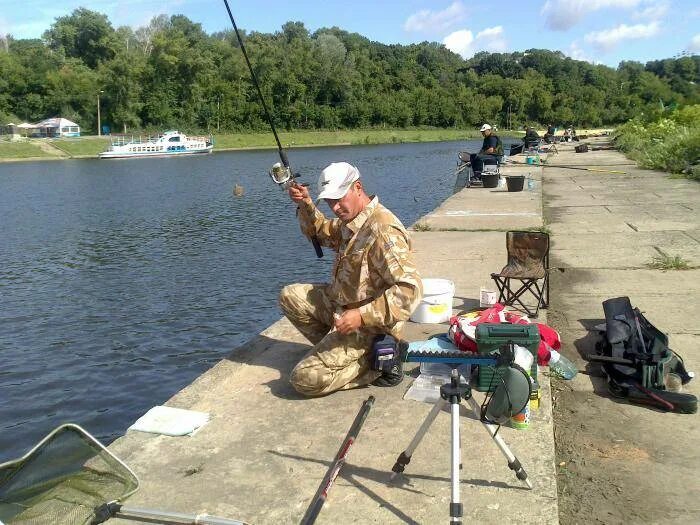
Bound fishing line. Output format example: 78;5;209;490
504;160;627;174
222;0;285;165
221;0;323;258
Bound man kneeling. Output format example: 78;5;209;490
279;162;422;396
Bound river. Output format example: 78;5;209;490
0;138;506;460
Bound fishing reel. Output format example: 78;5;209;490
269;162;298;190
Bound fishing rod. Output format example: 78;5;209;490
222;0;323;258
300;396;375;525
505;160;627;175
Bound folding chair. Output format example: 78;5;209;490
457;152;501;188
491;231;550;317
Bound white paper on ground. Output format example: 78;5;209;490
128;405;210;436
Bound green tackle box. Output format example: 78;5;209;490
474;323;541;392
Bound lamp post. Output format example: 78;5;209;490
97;90;104;136
217;93;221;132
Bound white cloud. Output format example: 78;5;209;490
688;34;700;53
541;0;642;31
584;22;660;52
403;1;466;33
632;1;670;21
443;25;507;59
566;41;595;63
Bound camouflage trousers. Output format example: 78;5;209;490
279;283;381;396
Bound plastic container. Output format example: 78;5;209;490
481;173;499;188
514;345;534;372
475;324;541;391
409;278;454;323
479;287;498;308
510;401;530;429
505;175;525;192
404;373;468;404
549;350;578;379
529;388;541;410
420;362;471;381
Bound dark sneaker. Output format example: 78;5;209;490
372;359;404;387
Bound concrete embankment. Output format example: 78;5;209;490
108;151;559;523
543;138;700;523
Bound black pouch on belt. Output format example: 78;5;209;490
371;334;399;372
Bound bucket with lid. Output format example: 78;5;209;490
410;278;455;324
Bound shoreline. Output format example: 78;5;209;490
0;128;614;163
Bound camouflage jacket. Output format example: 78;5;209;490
297;196;422;337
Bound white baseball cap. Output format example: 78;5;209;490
480;123;492;132
317;162;360;201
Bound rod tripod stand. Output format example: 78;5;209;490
392;367;532;525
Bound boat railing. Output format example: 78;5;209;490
188;135;212;143
108;134;162;146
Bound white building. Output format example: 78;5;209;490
31;118;81;138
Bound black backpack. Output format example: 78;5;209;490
590;296;696;413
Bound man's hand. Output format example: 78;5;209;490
334;309;363;334
288;182;311;204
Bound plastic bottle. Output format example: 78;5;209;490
548;350;578;380
527;177;535;191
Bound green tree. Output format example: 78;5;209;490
43;8;117;68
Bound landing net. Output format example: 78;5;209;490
0;424;138;525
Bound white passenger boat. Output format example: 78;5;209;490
99;130;213;159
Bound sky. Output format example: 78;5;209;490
1;0;699;67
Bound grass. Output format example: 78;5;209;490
52;137;111;157
413;222;432;231
647;253;691;270
212;128;483;149
0;127;524;161
614;105;700;180
0;141;53;159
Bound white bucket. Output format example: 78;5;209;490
410;278;455;324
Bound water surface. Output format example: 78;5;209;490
0;139;497;460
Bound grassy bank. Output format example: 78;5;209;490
0;128;514;161
212;128;486;149
0;141;54;159
613;105;700;180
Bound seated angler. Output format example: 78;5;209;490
523;125;540;148
543;123;556;143
279;162;422;396
469;123;503;174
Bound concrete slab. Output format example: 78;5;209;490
418;163;543;231
543;143;700;523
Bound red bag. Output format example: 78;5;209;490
448;304;561;364
448;304;506;352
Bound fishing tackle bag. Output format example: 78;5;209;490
591;296;696;413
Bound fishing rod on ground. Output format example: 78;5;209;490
299;396;375;525
221;0;323;258
504;159;627;175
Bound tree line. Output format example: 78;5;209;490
0;8;698;134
